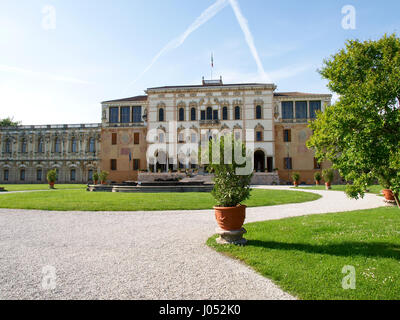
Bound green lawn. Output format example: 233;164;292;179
0;188;320;211
296;185;383;195
0;184;87;192
207;206;400;300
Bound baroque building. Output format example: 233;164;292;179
0;77;332;185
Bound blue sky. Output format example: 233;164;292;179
1;0;399;125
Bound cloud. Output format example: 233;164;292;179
126;0;230;90
228;0;269;82
0;64;92;85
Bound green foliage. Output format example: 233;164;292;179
99;171;109;182
0;117;20;127
314;172;322;182
46;169;57;183
93;172;99;182
291;172;300;183
322;168;334;183
308;34;400;206
208;135;253;207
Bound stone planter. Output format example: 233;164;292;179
214;205;247;245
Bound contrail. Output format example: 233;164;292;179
228;0;270;82
126;0;229;89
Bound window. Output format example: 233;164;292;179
234;106;241;120
38;139;44;153
5;140;11;153
213;109;219;120
133;159;140;170
132;106;142;123
89;138;95;152
309;101;322;119
206;107;212;120
267;157;273;173
4;169;9;181
55;169;59;181
284;157;292;170
314;158;321;169
21;140;27;153
178;108;185;121
112;133;117;145
37;169;42;181
201;110;206;120
111;159;117;171
88;170;93;181
158;108;165;122
190;108;196;121
222;107;228;120
283;129;291;142
120;107;130;123
55;138;61;153
256;105;262;119
109;107;119;123
191;133;197;143
159;132;164;143
282;101;294;119
256;131;263;142
134;133;140;145
70;169;76;181
295;101;307;119
178;133;184;143
234;131;241;140
20;169;25;181
71;138;77;153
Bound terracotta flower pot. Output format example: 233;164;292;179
293;181;299;187
325;182;332;190
101;181;106;185
49;182;55;189
382;189;395;201
214;205;246;231
94;180;98;185
316;181;320;186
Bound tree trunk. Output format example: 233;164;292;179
394;192;400;209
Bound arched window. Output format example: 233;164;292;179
89;138;95;153
206;107;213;120
235;106;241;120
256;105;262;119
71;138;77;153
5;139;11;153
159;108;165;122
55;138;61;153
159;132;165;143
70;169;76;181
222;107;228;120
190;108;196;121
21;139;27;153
38;138;44;153
178;108;185;121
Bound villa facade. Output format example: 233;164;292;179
0;78;332;185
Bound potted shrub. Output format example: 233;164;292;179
47;169;57;189
314;172;322;186
322;168;334;190
208;135;253;245
378;177;396;204
93;172;99;185
292;172;300;187
99;171;109;185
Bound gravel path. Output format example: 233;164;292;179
0;186;383;300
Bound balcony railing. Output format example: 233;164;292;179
199;120;220;126
0;123;102;130
106;122;145;128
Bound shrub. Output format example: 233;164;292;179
46;169;57;183
314;172;322;182
208;135;253;207
99;171;109;183
93;172;99;182
322;168;335;183
292;172;300;183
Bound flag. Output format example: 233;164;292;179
211;53;214;68
129;151;132;162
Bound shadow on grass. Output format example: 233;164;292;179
248;240;400;260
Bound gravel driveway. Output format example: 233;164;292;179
0;187;384;300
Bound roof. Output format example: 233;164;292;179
102;95;148;104
147;83;274;91
274;92;332;97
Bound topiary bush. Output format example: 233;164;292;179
292;172;300;183
314;171;322;183
322;168;335;183
99;171;109;184
208;135;253;207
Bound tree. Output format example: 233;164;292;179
307;34;400;208
0;117;20;127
